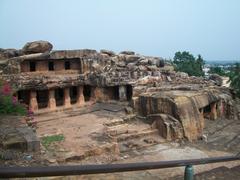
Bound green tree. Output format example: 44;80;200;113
229;63;240;97
209;66;226;76
173;51;204;76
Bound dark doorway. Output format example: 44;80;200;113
37;90;48;109
70;86;78;104
17;90;30;106
83;85;91;101
203;104;211;113
112;86;119;100
29;61;36;72
48;61;54;71
55;88;64;106
64;61;70;70
126;85;133;101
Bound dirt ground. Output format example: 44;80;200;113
32;102;240;179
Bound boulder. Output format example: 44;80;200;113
0;49;23;60
138;58;149;65
209;74;223;86
125;55;141;63
100;49;116;56
149;114;184;140
22;40;53;54
127;63;137;71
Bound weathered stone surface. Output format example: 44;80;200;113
22;40;53;54
50;49;97;59
125;55;141;63
209;74;223;86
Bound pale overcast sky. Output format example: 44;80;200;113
0;0;240;61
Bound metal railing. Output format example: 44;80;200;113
0;155;239;179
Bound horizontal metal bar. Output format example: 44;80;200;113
0;156;239;178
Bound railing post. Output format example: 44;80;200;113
184;165;194;180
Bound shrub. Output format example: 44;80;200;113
0;80;27;115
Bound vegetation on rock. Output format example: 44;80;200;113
173;51;204;77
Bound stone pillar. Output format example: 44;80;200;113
210;102;217;120
48;89;56;110
90;87;96;102
77;86;85;106
119;85;127;101
29;91;38;111
64;88;71;108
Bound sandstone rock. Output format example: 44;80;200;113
0;49;23;60
209;74;223;86
138;58;149;65
125;106;133;114
119;51;135;55
100;49;116;56
127;63;137;71
125;55;141;63
22;40;53;54
149;114;184;140
148;57;164;67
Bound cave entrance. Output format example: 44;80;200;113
37;90;48;109
203;104;211;118
126;85;133;101
17;90;30;106
55;88;64;106
83;85;91;102
70;86;78;104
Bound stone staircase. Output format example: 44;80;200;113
104;117;164;153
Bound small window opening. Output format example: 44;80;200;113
30;61;36;72
65;61;70;70
48;61;54;71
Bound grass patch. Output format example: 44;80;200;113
41;134;64;149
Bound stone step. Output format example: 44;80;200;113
104;118;125;127
116;129;159;142
119;135;164;153
106;124;133;136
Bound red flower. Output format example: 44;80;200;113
1;83;11;95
